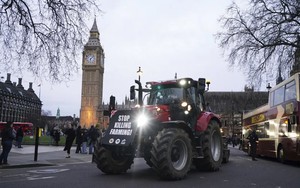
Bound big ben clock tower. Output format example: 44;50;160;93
80;19;105;128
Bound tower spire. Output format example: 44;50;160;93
90;17;99;33
276;66;283;84
85;18;101;47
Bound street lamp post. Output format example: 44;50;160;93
38;84;42;99
266;83;272;92
137;66;143;82
136;67;143;106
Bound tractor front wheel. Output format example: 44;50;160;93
150;128;192;180
93;139;134;174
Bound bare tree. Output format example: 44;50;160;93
216;0;300;87
0;0;100;82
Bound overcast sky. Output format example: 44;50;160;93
7;0;258;117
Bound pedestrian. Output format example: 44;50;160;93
247;129;259;161
49;128;54;145
87;125;100;154
232;135;236;147
75;126;83;153
81;128;88;154
63;124;76;158
0;121;16;165
16;127;24;148
239;135;243;150
54;129;60;146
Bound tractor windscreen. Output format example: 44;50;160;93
148;85;184;105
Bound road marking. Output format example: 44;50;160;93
27;176;55;180
3;173;30;178
27;169;69;174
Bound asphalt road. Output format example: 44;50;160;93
1;147;300;188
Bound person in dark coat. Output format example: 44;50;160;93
87;125;100;154
16;127;24;148
0;121;15;165
81;128;88;154
75;126;83;153
247;129;259;161
63;124;76;158
53;129;60;146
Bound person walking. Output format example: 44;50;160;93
88;125;100;154
247;129;259;161
75;126;83;153
0;121;16;165
53;128;60;146
16;127;24;148
63;124;76;158
81;128;88;154
232;135;237;148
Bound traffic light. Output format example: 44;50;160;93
130;85;135;100
109;95;116;115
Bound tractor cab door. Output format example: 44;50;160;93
184;87;198;128
196;91;205;113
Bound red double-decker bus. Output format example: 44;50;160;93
242;73;300;162
0;122;34;135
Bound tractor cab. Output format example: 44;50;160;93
130;78;210;127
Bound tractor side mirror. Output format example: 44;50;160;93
198;78;206;93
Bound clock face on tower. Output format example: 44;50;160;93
85;53;96;65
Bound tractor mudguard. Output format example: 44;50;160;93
196;112;221;132
102;110;138;146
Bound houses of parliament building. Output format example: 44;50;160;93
0;73;41;123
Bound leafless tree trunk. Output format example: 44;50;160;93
216;0;300;87
0;0;100;82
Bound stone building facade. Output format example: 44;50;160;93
0;73;42;123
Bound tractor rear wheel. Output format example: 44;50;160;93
193;120;223;171
93;139;134;174
150;128;192;180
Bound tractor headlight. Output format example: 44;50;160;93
181;101;188;107
183;103;192;115
137;113;149;127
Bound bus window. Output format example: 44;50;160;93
269;91;274;106
257;123;269;138
279;119;288;137
243;127;254;139
273;86;285;106
285;80;296;101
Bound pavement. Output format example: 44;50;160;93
0;145;93;169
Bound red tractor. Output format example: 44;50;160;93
93;77;229;180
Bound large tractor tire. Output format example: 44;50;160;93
193;120;223;171
150;128;192;180
93;139;134;174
